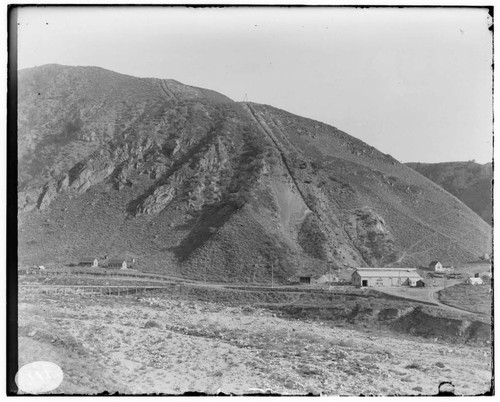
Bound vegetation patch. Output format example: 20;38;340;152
438;281;492;315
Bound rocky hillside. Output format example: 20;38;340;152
17;64;492;281
406;162;492;225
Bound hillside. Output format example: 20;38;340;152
17;64;492;281
406;161;492;225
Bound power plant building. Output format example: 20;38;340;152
351;268;423;288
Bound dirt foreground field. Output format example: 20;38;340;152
17;290;492;396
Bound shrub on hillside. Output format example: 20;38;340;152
144;320;161;329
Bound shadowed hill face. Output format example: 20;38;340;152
406;162;492;225
17;65;492;281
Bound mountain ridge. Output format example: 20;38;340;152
406;161;492;225
17;64;492;281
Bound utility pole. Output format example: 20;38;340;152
271;262;274;289
328;261;333;291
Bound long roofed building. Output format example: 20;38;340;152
352;268;423;287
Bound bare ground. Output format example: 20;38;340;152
17;289;492;396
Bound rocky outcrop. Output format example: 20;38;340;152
197;139;229;172
136;184;177;215
345;208;398;267
22;133;179;212
69;161;115;193
19;173;69;212
134;137;230;215
37;179;59;210
114;165;134;190
18;188;42;212
57;173;70;192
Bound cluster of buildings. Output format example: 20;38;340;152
289;267;425;288
78;257;135;270
291;259;492;288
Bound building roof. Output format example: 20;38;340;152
356;267;417;271
288;273;322;280
107;259;126;264
429;261;441;266
353;268;422;279
80;257;98;262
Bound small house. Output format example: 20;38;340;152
429;261;444;272
407;276;420;287
288;274;327;285
288;262;336;285
467;277;483;286
107;259;127;269
416;279;426;288
79;258;99;268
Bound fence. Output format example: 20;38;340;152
18;285;175;297
19;268;191;281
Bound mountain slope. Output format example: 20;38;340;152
17;65;492;281
406;161;492;225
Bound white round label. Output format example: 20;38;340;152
15;361;64;394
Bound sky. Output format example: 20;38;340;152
15;6;493;163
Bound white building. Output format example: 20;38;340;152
429;261;444;272
467;277;484;286
352;268;423;288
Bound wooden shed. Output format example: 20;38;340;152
416;279;426;287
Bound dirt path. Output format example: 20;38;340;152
159;79;178;102
395;206;484;265
395;208;459;258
